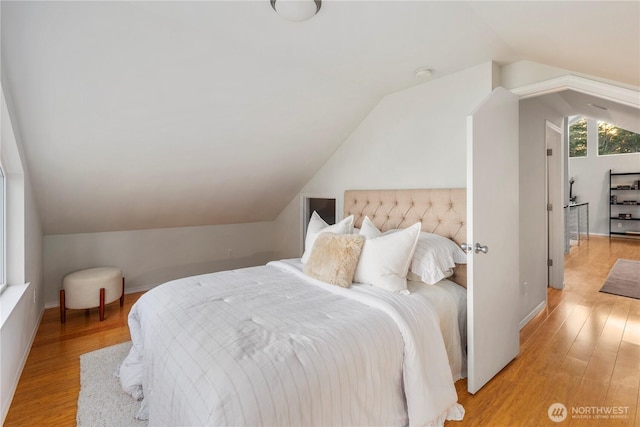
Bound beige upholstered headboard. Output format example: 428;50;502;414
344;189;467;287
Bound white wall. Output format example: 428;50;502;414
43;222;276;307
569;118;640;236
276;62;496;258
518;98;564;325
0;86;44;424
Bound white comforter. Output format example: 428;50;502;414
118;259;464;426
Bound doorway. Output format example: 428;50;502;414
514;75;640;327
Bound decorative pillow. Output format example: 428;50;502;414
303;233;365;288
353;220;421;293
410;232;467;285
359;216;383;239
301;212;354;264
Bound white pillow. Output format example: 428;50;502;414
354;219;421;293
359;216;383;239
410;232;467;285
301;212;354;264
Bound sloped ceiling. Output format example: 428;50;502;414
1;1;638;235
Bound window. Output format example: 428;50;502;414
598;121;640;156
0;163;5;293
569;117;588;158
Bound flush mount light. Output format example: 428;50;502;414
271;0;322;22
415;67;433;79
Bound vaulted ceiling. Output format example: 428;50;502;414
2;1;638;235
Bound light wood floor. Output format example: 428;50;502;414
5;236;640;426
4;292;144;426
452;236;640;426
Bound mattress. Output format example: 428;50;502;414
118;259;465;426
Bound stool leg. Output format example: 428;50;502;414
60;289;66;324
120;277;125;307
99;288;105;321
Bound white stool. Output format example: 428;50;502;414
60;267;124;323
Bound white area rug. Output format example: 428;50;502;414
78;341;147;427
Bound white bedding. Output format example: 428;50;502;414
407;277;467;380
118;259;465;426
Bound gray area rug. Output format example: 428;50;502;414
599;258;640;300
78;341;147;427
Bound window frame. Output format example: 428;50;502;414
597;121;640;157
568;116;588;158
0;161;6;293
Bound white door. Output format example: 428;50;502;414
466;87;520;394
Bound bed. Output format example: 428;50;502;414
118;188;467;427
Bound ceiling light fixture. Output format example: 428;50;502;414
415;68;433;79
271;0;322;22
588;103;609;111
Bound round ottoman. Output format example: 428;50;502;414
60;267;125;323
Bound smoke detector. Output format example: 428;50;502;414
415;68;432;79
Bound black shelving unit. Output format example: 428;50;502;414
609;169;640;238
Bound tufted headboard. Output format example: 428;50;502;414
344;188;467;287
344;189;466;244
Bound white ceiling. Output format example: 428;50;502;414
1;1;639;235
539;90;640;136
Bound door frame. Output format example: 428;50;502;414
545;120;564;289
513;75;639;296
512;75;640;109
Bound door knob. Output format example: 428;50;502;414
475;243;489;254
460;243;472;253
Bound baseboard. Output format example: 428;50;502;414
44;283;156;309
1;306;44;425
122;283;156;295
520;300;546;330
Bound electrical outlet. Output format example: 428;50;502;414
618;222;623;228
523;281;528;296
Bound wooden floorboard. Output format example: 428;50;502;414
452;236;640;426
4;293;143;427
4;235;640;426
